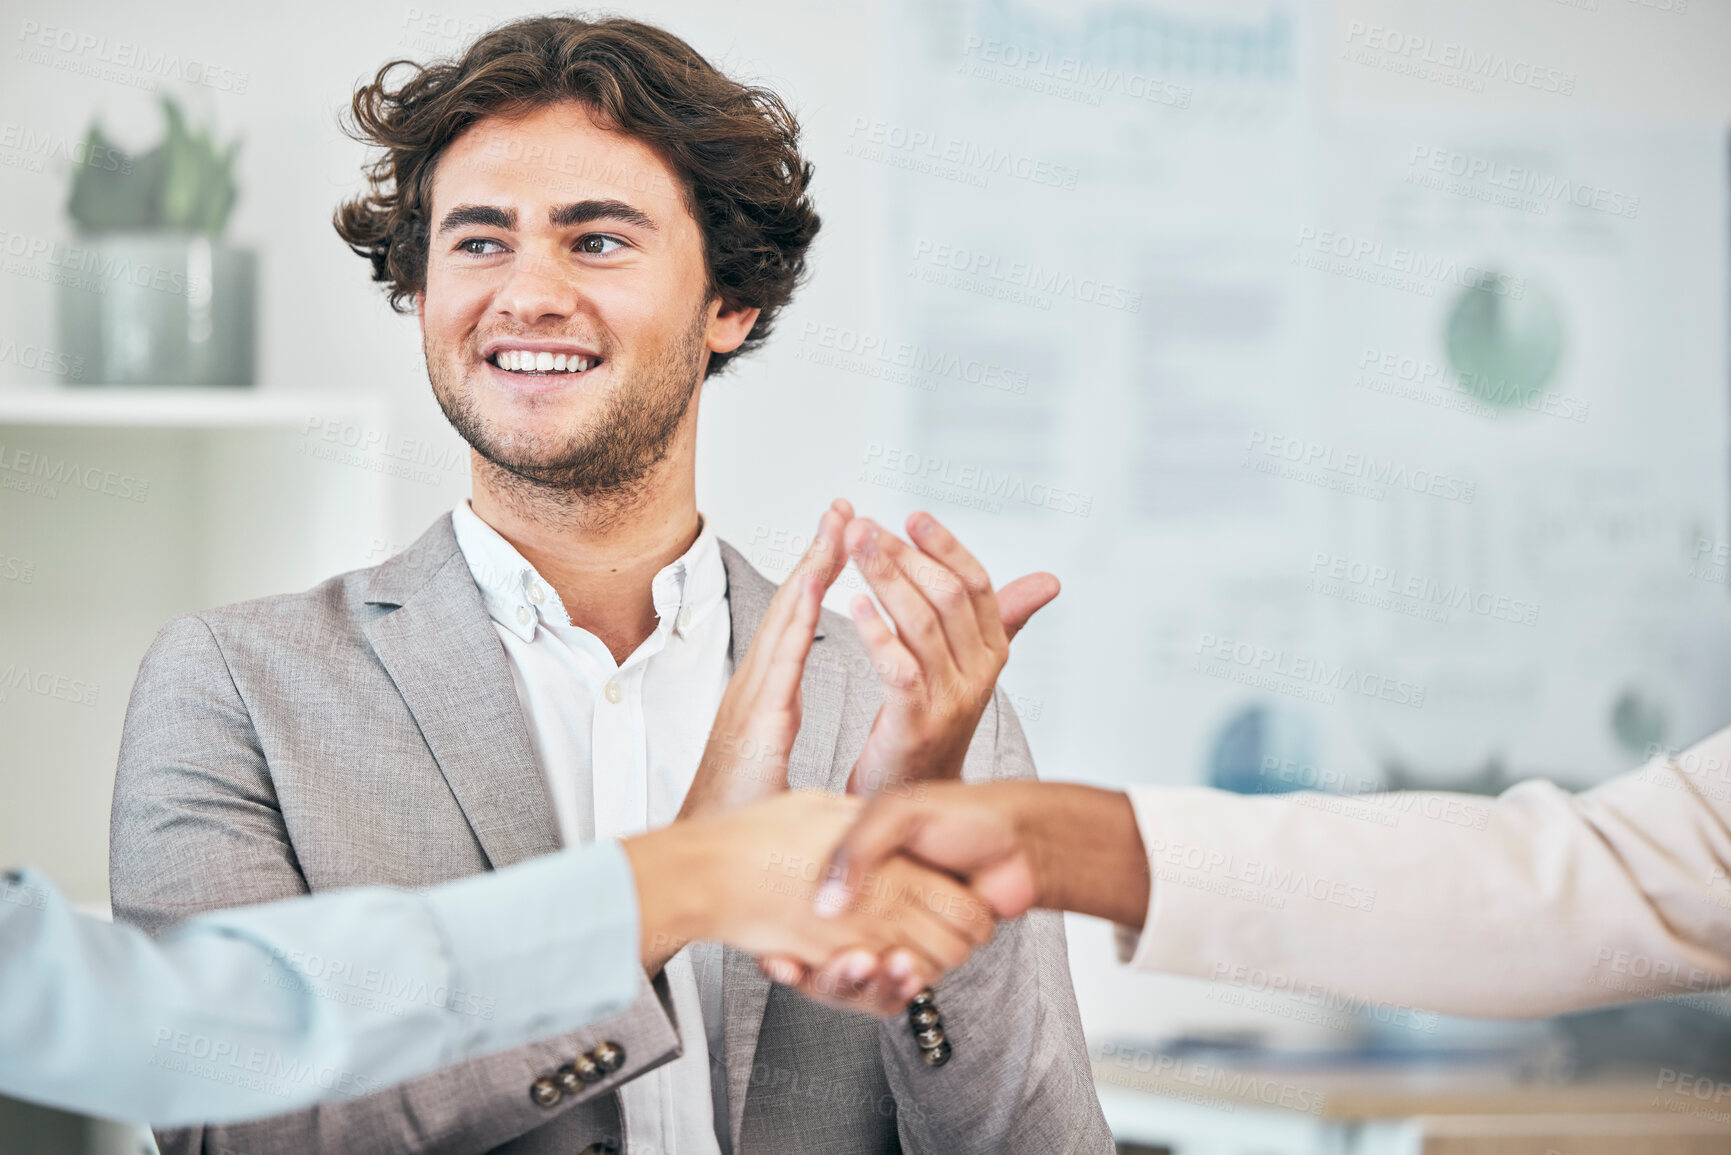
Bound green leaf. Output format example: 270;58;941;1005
65;96;240;235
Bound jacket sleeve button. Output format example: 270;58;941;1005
530;1077;563;1107
592;1040;626;1073
920;1040;952;1067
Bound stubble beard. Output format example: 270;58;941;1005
428;305;710;524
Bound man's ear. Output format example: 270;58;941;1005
415;291;426;330
706;298;762;356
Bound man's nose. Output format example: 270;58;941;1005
495;250;583;324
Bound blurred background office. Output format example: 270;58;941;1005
2;0;1729;1152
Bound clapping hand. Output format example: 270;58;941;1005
838;504;1058;797
678;504;848;819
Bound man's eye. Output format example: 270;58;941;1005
458;238;505;255
576;234;625;255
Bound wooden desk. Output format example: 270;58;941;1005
1094;1056;1731;1155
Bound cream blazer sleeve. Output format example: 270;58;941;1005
1119;727;1731;1017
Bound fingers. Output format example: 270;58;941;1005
759;954;807;986
814;795;929;915
790;503;850;591
845;518;973;688
793;959;913;1016
759;575;821;706
905;512;1001;651
817;785;1031;917
994;572;1061;643
749;506;848;671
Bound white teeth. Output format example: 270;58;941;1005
493;350;595;373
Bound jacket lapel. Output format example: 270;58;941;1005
717;541;851;1151
361;515;562;870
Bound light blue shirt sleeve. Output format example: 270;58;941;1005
0;841;643;1126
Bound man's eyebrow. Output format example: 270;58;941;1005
436;204;517;236
550;199;658;232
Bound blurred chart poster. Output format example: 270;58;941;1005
863;0;1729;815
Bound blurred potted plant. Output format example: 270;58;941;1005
60;97;254;386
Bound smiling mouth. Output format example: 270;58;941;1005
488;349;601;375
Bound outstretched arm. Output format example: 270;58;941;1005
824;731;1731;1021
2;790;992;1128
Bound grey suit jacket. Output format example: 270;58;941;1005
110;514;1111;1154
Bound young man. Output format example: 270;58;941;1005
109;15;1108;1155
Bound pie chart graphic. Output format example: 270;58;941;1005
1444;274;1564;410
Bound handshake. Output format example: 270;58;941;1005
617;499;1086;1016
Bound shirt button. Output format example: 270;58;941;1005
604;680;623;704
528;583;546;606
677;607;692;632
516;606;533;627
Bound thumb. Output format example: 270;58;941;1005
996;573;1060;642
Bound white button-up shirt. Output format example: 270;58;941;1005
452;501;733;1155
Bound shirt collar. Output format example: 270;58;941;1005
450;501;725;644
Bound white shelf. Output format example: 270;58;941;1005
0;385;385;429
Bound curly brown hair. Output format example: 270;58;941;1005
333;14;820;376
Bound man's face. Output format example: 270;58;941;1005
418;101;757;494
